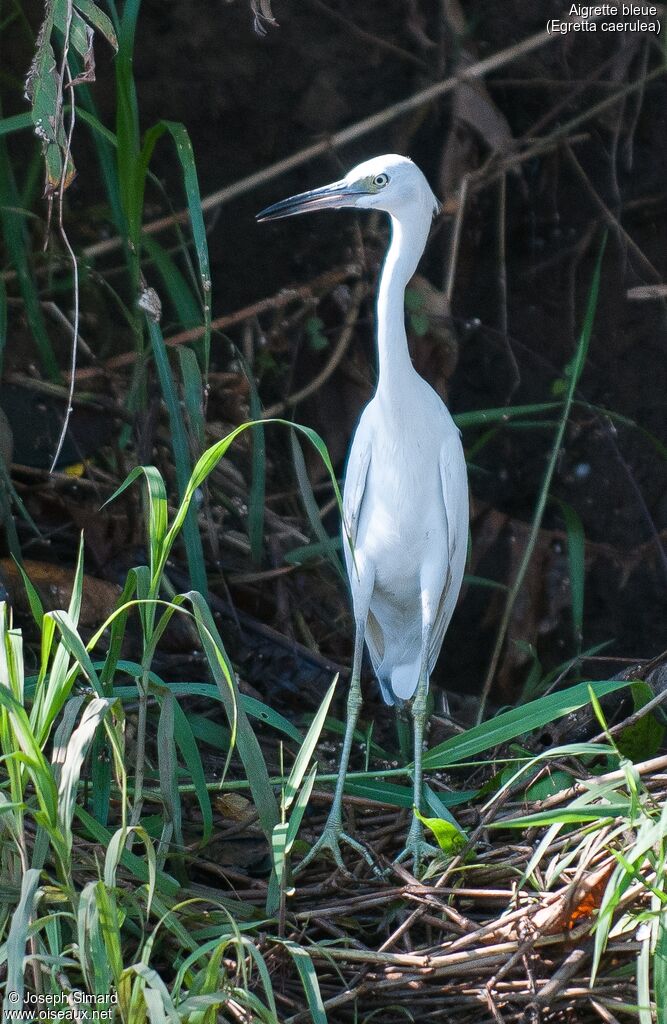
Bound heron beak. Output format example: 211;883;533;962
256;180;365;222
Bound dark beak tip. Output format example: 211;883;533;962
255;203;295;223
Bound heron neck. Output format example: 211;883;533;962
376;211;431;397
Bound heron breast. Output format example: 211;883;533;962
356;452;445;587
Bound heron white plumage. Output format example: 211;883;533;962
257;155;469;872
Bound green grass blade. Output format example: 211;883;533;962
77;805;177;896
172;698;212;843
283;677;336;813
107;674;303;744
0;135;59;379
0;112;34;136
146;318;207;595
557;500;586;648
290;429;344;578
0;681;58;824
104;826;157;917
424;677;630;769
49;610;102;692
285;763;318;848
4;868;41;1017
77;880;113;995
156;691;181;849
144;234;203;332
247;368;265;564
162;419;342;583
0;274;6;375
454;402;560;430
185;591;280;840
278;941;326;1024
177;345;205;448
105;467;167;587
58;697;113;857
75;87;128;245
138;121;212;370
655;911;667;1022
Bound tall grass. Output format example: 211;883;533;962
0;419;345;1019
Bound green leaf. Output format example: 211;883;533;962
105;466;167;589
525;769;574;802
344;777;413;807
308;330;329;352
404;288;424;314
241;694;303;743
414;807;466;854
495;803;634;828
25;3;76;195
77;881;113;995
617;681;665;764
284;537;342;566
14;558;45;628
74;0;119;50
53;5;94;67
145;235;202;334
92;882;123;992
410;312;429;336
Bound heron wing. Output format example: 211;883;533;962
342;435;385;671
342;435;372;552
428;441;469;671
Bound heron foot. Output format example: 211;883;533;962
393;819;440;877
295;814;379;877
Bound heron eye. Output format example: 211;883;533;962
373;173;389;188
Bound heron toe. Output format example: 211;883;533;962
393;819;440;876
296;814;378;877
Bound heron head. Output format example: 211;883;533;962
256;154;441;223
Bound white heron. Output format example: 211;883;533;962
257;155;469;872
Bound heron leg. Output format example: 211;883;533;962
296;621;377;876
394;625;439;874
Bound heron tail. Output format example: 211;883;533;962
389;657;421;703
377;673;397;706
